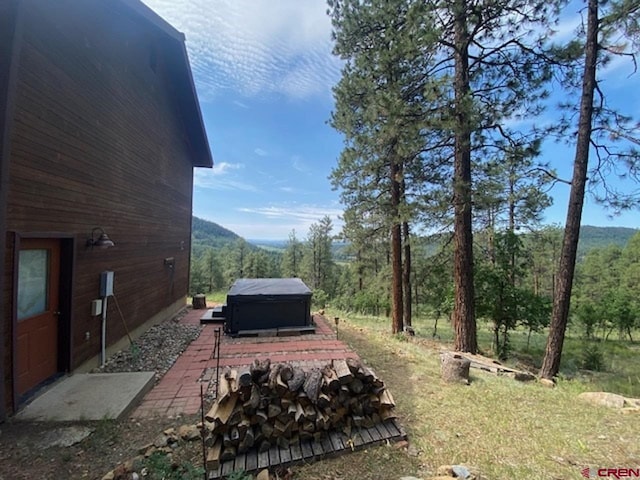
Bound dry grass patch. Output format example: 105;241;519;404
294;313;640;480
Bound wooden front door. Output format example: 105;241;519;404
16;238;61;396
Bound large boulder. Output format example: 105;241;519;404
578;392;625;409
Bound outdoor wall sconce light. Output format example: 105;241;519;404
86;227;115;249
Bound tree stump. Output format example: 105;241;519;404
440;352;471;384
192;294;207;309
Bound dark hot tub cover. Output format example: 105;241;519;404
225;278;313;334
228;278;312;296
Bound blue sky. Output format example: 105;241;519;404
144;0;639;240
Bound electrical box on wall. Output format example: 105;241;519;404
91;299;103;316
100;271;114;297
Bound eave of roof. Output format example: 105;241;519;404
117;0;213;168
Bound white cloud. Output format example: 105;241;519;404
194;162;256;191
142;0;342;100
237;205;342;221
254;148;268;157
211;161;242;175
291;155;310;173
236;204;343;237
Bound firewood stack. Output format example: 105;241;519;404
203;358;396;467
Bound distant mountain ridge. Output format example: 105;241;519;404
578;225;638;253
191;216;638;256
192;216;241;248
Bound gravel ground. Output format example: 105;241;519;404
92;308;202;383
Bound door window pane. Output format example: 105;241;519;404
17;249;49;320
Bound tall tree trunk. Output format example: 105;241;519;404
391;154;404;334
452;0;477;353
508;163;516;286
402;221;412;328
540;0;598;379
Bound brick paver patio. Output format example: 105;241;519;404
132;309;358;418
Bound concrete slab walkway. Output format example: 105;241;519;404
132;310;358;418
16;372;155;421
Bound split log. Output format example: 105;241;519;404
303;369;323;404
218;368;238;403
317;393;331;409
220;445;236;461
268;364;283;390
250;358;271;382
321;365;340;392
204;359;399;454
205;395;238;424
243;385;261;411
379;389;395;408
267;403;282;419
237;367;253;388
279;363;294;382
346;358;363;375
332;360;353;384
237;427;254;454
287;367;306;392
206;438;222;470
349;378;364;394
275;373;289;397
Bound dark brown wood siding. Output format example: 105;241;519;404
4;0;196;384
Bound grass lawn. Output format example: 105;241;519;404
293;310;640;480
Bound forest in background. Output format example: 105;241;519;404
189;215;639;361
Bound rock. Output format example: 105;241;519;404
400;477;424;480
539;378;555;388
122;459;135;472
153;434;168;448
112;464;130;479
506;371;536;382
407;445;420;457
101;472;115;480
452;465;472;478
437;466;454;476
143;446;157;458
163;427;176;436
621;407;640;415
178;424;201;441
578;392;625;409
624;397;640;407
37;426;94;449
137;443;154;455
256;470;270;480
434;465;475;479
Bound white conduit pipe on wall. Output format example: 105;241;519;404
101;296;108;367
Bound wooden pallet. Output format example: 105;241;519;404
207;419;406;479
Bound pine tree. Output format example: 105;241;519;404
281;229;304;278
540;0;640;378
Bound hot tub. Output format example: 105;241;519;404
224;278;313;335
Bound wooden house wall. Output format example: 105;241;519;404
4;0;196;387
